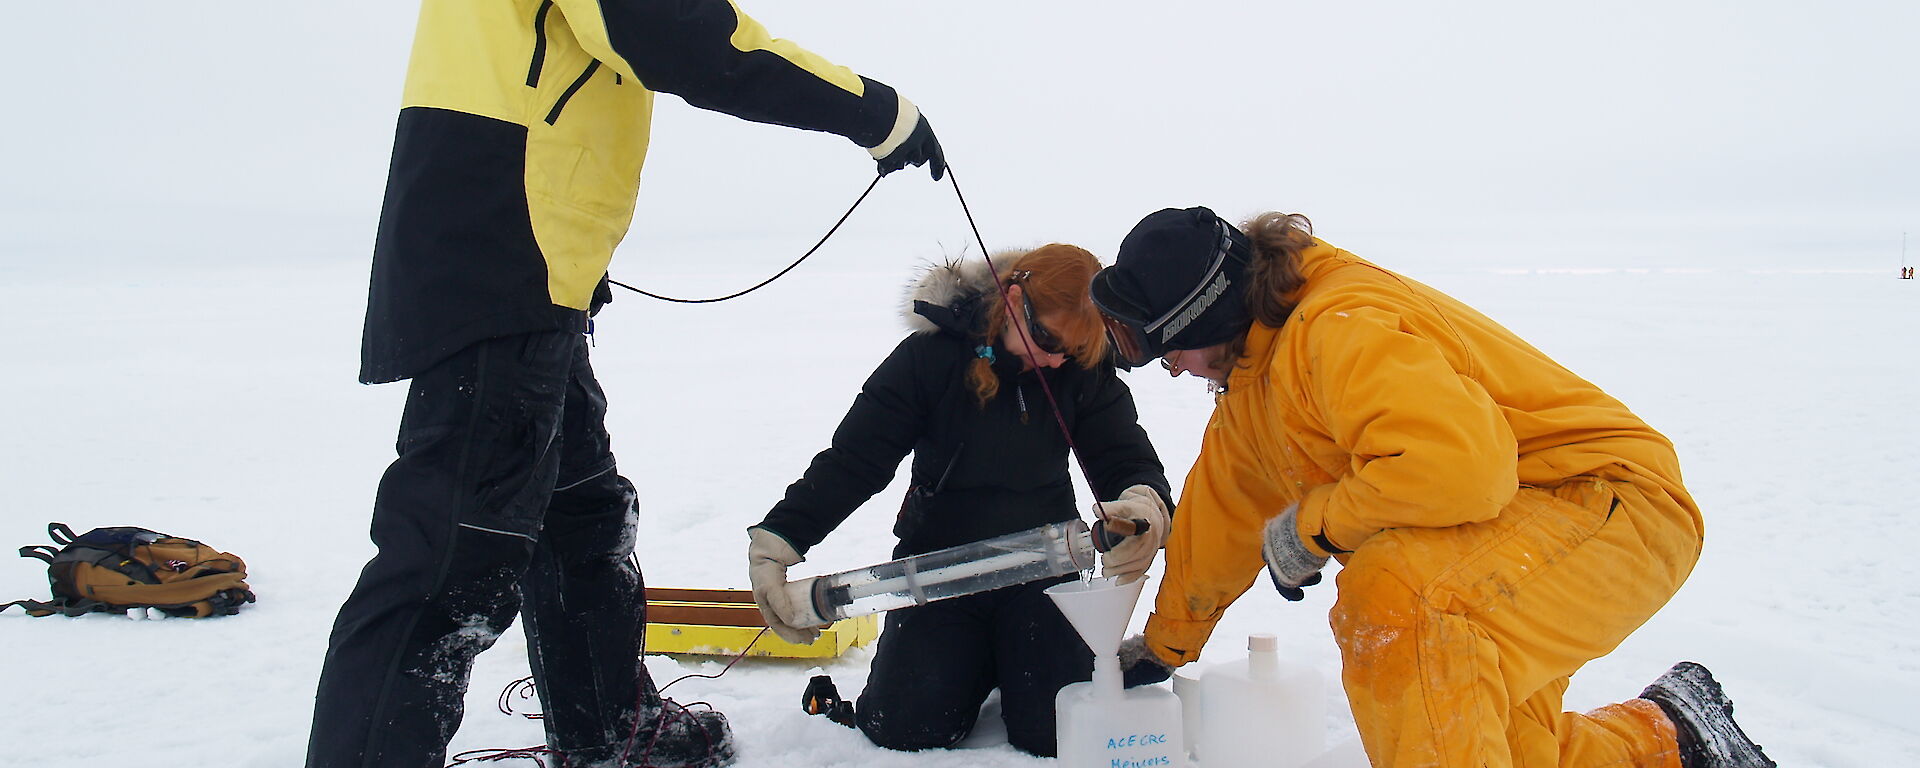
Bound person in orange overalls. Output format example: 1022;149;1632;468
1091;207;1776;768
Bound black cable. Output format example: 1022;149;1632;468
609;174;884;303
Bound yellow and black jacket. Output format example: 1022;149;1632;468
360;0;916;383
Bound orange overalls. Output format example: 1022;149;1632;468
1144;242;1701;768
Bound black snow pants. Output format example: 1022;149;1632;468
855;573;1093;757
308;330;658;768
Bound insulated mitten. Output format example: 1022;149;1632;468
1097;485;1170;580
1118;634;1175;688
1260;504;1327;602
747;527;819;644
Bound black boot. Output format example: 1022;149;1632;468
618;700;737;768
1639;661;1777;768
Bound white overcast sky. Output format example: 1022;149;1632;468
5;1;1915;272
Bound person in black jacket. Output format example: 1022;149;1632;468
745;244;1175;757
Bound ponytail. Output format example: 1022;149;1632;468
968;355;999;404
1242;212;1314;327
1206;212;1314;373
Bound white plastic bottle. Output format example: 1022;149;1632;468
1172;665;1206;761
1055;676;1185;768
1197;634;1324;768
1050;576;1185;768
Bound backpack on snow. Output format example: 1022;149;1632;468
3;522;254;618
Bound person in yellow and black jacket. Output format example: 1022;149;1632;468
311;2;943;767
1090;208;1777;768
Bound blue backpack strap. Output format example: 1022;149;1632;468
47;522;78;546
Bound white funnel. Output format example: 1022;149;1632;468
1046;575;1149;698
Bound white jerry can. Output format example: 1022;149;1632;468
1194;634;1325;767
1048;575;1186;768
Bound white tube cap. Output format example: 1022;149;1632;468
783;576;831;628
1248;633;1279;653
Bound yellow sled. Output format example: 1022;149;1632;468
644;588;878;659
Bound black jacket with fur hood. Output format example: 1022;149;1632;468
756;260;1173;558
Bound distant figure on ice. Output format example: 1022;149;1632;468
745;244;1173;756
1096;208;1776;768
306;1;944;766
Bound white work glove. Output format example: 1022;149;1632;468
1260;503;1327;601
747;527;820;644
1097;485;1171;580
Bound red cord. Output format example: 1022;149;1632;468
619;628;764;767
447;746;560;766
946;167;1112;528
458;628;768;767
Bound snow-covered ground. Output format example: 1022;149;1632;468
3;249;1915;767
4;2;1916;766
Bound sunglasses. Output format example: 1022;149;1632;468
1013;271;1068;356
1099;312;1150;368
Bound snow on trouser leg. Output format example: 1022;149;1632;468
309;526;538;766
307;332;573;767
523;474;692;762
1328;478;1699;768
522;336;652;759
518;335;738;767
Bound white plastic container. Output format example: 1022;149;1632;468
1056;681;1185;768
1172;666;1205;761
1196;634;1324;768
1048;575;1186;768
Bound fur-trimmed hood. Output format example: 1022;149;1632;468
756;253;1174;558
899;256;1015;336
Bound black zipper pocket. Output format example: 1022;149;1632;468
526;0;554;87
545;60;600;125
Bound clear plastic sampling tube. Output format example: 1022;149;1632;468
784;519;1097;628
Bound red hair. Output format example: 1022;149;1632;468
969;244;1110;405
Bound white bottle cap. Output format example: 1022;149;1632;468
1248;633;1278;652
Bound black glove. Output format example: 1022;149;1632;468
873;114;946;181
1268;570;1324;602
589;274;614;317
1118;634;1174;688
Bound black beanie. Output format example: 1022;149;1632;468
1091;206;1253;360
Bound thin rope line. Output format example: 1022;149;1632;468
609;174;884;303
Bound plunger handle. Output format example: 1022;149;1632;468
1091;517;1150;553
